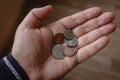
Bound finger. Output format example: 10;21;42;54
62;23;115;69
20;5;53;29
78;23;115;48
48;7;102;35
74;12;115;37
77;36;109;63
58;7;102;29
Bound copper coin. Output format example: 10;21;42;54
52;44;65;59
64;29;74;40
54;33;64;44
64;47;76;57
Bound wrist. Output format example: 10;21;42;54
2;54;29;80
11;52;45;80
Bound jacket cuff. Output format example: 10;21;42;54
0;54;29;80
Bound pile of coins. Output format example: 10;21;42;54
52;29;78;59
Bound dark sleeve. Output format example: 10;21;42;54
0;54;29;80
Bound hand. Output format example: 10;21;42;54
11;5;115;80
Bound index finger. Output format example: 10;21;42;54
48;7;102;35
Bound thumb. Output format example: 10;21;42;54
20;5;53;29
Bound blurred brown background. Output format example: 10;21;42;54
0;0;120;80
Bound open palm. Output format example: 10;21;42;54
12;6;115;80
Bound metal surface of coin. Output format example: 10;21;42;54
54;33;64;44
64;47;76;56
64;29;74;40
52;44;65;59
65;37;78;47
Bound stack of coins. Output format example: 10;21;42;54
52;29;78;59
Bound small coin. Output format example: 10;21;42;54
52;44;65;59
54;33;64;44
64;29;74;40
65;37;78;47
64;47;76;57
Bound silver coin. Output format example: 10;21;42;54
64;29;74;40
65;37;78;47
52;44;65;59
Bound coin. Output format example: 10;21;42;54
64;47;76;57
54;33;64;44
64;29;74;40
65;37;78;47
52;44;65;59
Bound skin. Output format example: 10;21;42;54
11;5;116;80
